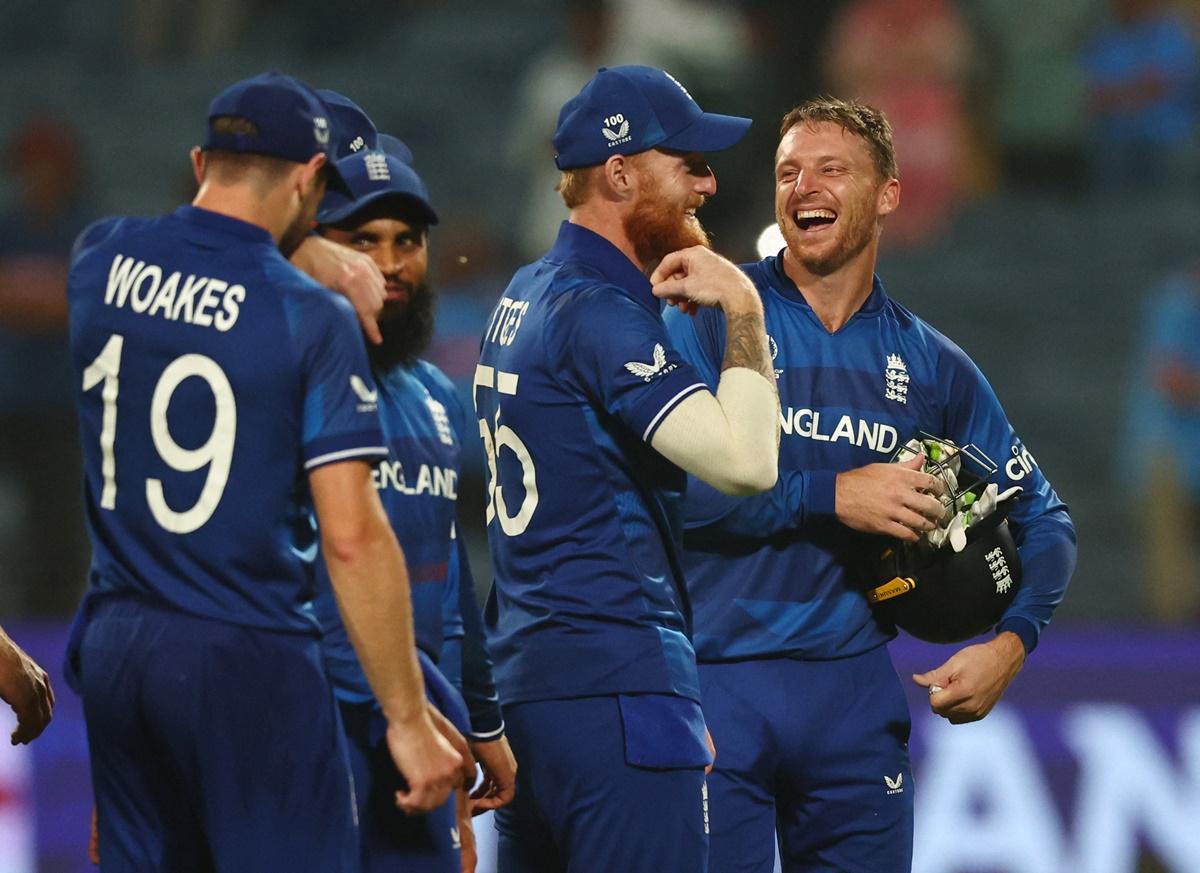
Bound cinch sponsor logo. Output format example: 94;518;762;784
372;460;457;499
1005;442;1039;482
780;407;899;454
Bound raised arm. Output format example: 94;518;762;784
649;247;780;495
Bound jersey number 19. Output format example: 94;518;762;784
81;332;236;535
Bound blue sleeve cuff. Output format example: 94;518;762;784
470;720;506;743
802;470;838;520
997;616;1039;654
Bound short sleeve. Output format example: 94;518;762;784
554;287;709;442
663;304;723;391
295;293;388;470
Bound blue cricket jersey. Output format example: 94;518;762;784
311;358;503;737
476;222;711;705
66;205;387;639
665;255;1077;661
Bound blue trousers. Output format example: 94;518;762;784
699;647;913;873
339;699;460;873
79;597;357;872
495;694;710;873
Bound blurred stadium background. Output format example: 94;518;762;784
1;0;1199;870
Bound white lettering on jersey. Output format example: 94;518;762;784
372;460;458;499
1005;442;1039;481
779;406;899;454
484;296;531;347
104;254;244;332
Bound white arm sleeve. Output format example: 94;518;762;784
650;367;779;496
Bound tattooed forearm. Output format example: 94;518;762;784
722;310;775;384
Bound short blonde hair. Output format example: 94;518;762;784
556;166;599;208
779;97;898;181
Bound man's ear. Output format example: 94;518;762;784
297;152;328;197
190;147;206;187
601;154;636;201
877;177;900;218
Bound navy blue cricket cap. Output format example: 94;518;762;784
317;146;438;228
317;89;379;159
202;71;348;190
377;133;414;165
553;65;752;170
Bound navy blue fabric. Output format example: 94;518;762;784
699;650;913;873
318;148;439;227
443;532;505;739
618;694;712;769
495;696;709;873
664;260;1076;660
66;205;385;648
318;89;379;157
478;221;708;706
79;596;357;872
340;696;461;873
312;359;502;735
204;72;337;166
553;65;750;169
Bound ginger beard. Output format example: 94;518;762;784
623;168;710;268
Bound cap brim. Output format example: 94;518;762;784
658;112;751;154
317;187;439;227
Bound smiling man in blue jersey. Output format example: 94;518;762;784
477;65;781;872
63;72;464;871
311;109;516;872
664;98;1078;872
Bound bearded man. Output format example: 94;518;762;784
313;126;514;873
475;65;781;872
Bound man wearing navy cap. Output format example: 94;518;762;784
64;71;463;871
309;107;516;872
476;65;779;871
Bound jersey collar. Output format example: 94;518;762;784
176;205;277;246
547;221;657;311
766;253;889;320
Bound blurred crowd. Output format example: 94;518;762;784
2;0;1199;622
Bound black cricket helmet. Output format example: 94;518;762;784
867;435;1022;644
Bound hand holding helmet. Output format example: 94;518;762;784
868;434;1023;644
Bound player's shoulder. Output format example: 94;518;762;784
543;264;655;341
739;255;777;294
885;295;978;377
271;257;357;320
413;359;458;403
70;214;158;265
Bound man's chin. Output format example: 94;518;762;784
381;297;409;318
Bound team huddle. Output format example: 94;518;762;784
57;66;1075;873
